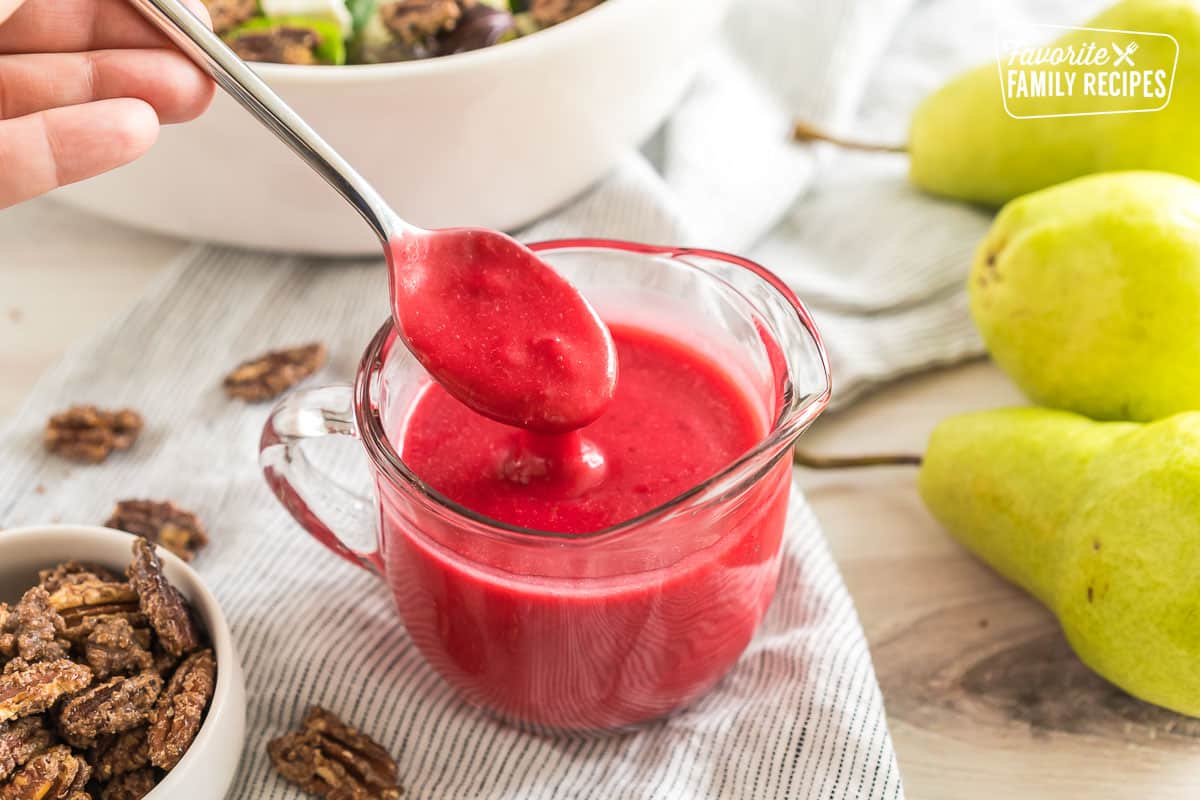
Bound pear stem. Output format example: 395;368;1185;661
792;120;908;154
793;449;923;469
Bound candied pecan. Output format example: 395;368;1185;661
57;673;161;748
13;588;69;663
530;0;600;25
47;580;142;645
228;26;322;65
0;659;92;724
147;649;214;771
47;582;138;617
83;619;153;681
98;767;156;800
381;0;461;44
103;500;208;562
43;406;142;464
0;717;54;782
0;605;14;660
223;342;327;401
88;728;148;783
268;706;402;800
202;0;256;34
0;745;89;800
125;540;200;659
39;564;119;594
59;613;146;649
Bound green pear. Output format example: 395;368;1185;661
919;406;1200;717
970;171;1200;422
909;0;1200;205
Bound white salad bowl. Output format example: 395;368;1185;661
0;526;246;800
54;0;733;254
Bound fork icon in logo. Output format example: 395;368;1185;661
1112;41;1139;66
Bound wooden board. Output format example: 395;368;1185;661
801;362;1200;799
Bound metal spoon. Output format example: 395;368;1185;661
127;0;618;432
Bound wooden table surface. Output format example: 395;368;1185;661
3;197;1198;799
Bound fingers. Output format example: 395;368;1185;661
0;0;213;209
0;49;213;124
0;98;158;209
0;0;213;54
0;0;24;26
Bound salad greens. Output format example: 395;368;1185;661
345;0;379;34
229;16;348;65
210;0;604;66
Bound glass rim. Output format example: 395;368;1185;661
354;238;832;544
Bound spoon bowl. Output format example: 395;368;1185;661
387;229;617;432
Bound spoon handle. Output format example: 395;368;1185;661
128;0;405;243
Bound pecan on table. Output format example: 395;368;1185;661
12;589;69;664
98;767;156;800
530;0;601;25
0;745;89;800
147;649;215;771
381;0;462;44
201;0;257;34
43;406;143;464
125;540;200;659
57;673;162;749
83;619;153;681
104;500;208;562
268;706;403;800
88;728;149;784
39;563;120;594
223;342;327;402
0;716;54;783
0;659;92;724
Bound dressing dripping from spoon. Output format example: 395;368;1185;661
130;0;618;436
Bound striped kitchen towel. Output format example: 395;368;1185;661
0;249;901;799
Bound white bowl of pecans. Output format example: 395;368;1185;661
0;527;245;800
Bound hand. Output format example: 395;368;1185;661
0;0;215;208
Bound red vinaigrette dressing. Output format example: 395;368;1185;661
382;322;788;729
383;236;788;729
396;323;764;532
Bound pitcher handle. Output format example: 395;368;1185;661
259;385;384;575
